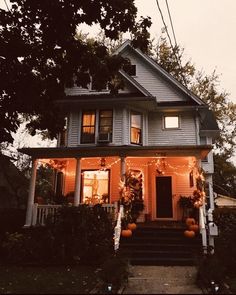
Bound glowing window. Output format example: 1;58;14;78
131;112;142;144
81;111;96;143
81;170;109;205
164;116;180;129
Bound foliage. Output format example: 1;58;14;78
196;253;226;292
0;0;151;144
35;163;55;203
0;265;99;294
178;195;193;209
47;204;115;265
99;253;129;292
213;207;236;273
119;170;144;226
0;208;25;235
213;154;236;197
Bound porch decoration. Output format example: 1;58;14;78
127;223;137;231
189;224;199;233
121;229;132;237
119;170;144;232
185;217;196;227
184;230;195;238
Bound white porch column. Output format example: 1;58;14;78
24;158;38;227
74;158;81;206
120;156;126;181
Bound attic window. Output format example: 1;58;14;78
123;64;136;76
164;116;180;129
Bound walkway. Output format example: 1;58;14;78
122;265;203;294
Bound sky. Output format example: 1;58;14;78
0;0;235;159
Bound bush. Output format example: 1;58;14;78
213;207;236;273
99;253;129;293
0;208;26;235
47;204;115;265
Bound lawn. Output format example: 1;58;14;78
0;265;101;294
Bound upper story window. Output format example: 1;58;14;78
164;115;180;129
99;110;113;136
81;110;113;144
81;111;96;144
123;64;136;76
131;112;142;144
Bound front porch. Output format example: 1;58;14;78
24;154;207;227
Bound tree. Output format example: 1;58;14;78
0;0;151;144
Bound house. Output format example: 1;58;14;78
215;194;236;208
19;40;219;251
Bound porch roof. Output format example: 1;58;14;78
19;145;212;159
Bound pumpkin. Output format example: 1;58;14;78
121;229;132;238
127;223;137;231
184;230;195;238
185;218;196;227
189;224;199;233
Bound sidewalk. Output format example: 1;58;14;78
122;265;203;294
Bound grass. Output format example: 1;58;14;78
0;265;101;294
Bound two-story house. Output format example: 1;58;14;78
20;40;219;249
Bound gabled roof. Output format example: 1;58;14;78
114;40;206;106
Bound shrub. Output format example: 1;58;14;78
99;253;129;293
213;207;236;274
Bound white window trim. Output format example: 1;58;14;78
163;115;181;130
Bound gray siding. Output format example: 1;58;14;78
113;108;123;145
123;50;188;103
148;112;197;145
68;112;80;146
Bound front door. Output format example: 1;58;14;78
156;176;173;218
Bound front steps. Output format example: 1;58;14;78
120;223;202;266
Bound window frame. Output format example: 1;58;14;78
81;110;96;144
98;110;113;140
80;169;110;204
130;111;142;145
163;115;180;130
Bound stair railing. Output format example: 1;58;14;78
114;204;124;251
199;205;207;253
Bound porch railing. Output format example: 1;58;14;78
31;203;118;226
114;205;124;251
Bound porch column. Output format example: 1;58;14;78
120;156;126;181
74;157;81;206
24;158;38;227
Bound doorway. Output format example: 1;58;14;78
156;176;173;218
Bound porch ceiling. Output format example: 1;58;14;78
19;145;211;159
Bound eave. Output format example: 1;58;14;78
19;145;212;160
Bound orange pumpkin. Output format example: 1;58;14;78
121;229;132;238
127;223;137;231
185;218;196;227
189;224;199;233
184;230;195;238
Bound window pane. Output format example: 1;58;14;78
99;110;113;138
100;110;112;118
131;127;141;144
131;114;141;128
164;116;179;128
82;170;109;204
81;111;95;143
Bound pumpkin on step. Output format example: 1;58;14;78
185;218;196;227
127;223;137;231
184;230;195;238
121;229;132;238
189;224;199;233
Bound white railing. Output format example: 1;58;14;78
31;203;118;226
32;204;62;226
114;205;124;251
199;206;207;253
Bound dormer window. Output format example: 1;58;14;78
123;64;136;76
